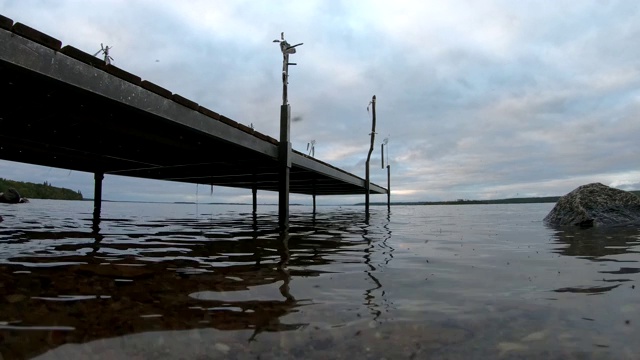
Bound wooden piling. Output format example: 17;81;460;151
365;95;377;216
93;172;104;221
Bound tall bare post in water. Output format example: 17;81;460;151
252;184;257;215
92;171;104;232
274;32;303;231
382;138;391;211
365;95;377;216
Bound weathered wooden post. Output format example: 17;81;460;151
365;95;377;216
274;32;303;230
387;164;391;211
278;103;291;230
312;178;317;215
312;194;316;214
382;138;391;211
252;184;257;215
92;171;104;225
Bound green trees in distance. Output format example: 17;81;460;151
0;178;83;200
357;191;640;206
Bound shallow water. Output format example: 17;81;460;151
0;200;638;359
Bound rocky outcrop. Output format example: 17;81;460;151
0;188;28;204
544;183;640;227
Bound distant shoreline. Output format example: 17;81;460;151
359;190;640;206
51;189;640;206
357;196;559;206
5;176;639;206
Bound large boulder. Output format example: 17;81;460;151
544;183;640;227
0;188;22;204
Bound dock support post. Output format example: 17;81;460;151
381;139;391;212
387;165;391;211
274;32;302;231
312;178;317;215
278;104;291;230
252;185;258;215
93;171;104;223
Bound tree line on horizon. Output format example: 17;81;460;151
360;191;640;206
0;178;83;200
2;177;638;205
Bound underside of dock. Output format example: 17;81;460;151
0;15;387;201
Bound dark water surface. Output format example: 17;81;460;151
0;200;638;359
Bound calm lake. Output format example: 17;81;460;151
0;200;638;359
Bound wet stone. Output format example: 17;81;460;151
544;183;640;227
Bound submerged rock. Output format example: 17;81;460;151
544;183;640;227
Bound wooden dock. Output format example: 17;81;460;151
0;14;387;221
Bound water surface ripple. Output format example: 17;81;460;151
0;200;638;359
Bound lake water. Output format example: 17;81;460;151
0;200;638;359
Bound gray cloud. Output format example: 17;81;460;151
1;0;640;204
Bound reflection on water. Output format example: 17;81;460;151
0;201;639;359
549;224;640;294
362;212;393;323
550;224;640;260
0;204;395;359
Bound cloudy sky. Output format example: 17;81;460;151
1;0;640;204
